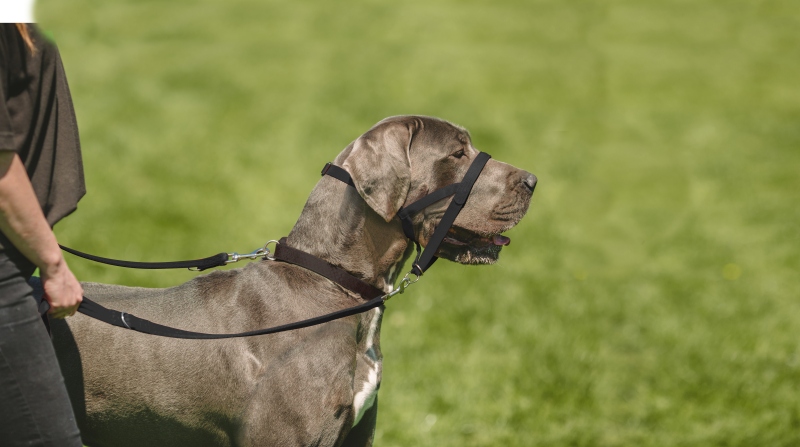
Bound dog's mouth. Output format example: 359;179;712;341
434;226;511;265
443;226;511;248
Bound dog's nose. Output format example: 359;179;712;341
522;172;537;193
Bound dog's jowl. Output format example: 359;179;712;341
45;116;536;447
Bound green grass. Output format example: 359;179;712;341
36;0;800;445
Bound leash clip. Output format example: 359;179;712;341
225;240;279;265
225;248;266;264
383;272;420;302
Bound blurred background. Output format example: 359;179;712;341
36;0;799;445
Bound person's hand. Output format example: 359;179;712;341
40;258;83;319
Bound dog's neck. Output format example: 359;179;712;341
286;177;414;293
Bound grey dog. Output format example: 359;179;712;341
45;115;536;447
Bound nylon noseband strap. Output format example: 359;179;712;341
323;151;491;277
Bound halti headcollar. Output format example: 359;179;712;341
322;151;492;277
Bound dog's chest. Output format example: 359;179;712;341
352;306;382;426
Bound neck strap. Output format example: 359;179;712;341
322;151;491;277
273;237;384;300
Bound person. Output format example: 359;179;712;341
0;23;85;446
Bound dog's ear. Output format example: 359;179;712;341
342;119;414;222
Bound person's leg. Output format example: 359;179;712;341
0;252;82;447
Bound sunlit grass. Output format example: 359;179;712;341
37;0;800;445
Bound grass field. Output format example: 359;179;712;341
36;0;800;445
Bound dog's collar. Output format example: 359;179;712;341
321;151;491;276
272;237;384;300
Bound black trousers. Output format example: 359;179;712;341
0;248;82;447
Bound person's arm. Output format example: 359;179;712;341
0;151;82;318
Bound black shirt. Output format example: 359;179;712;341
0;24;85;235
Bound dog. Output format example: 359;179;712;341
45;115;536;447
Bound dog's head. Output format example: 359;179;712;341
338;115;536;265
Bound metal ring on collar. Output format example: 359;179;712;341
264;240;280;261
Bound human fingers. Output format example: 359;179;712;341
42;263;83;317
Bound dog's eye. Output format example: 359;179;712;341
451;149;466;159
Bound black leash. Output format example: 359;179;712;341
50;241;389;339
59;152;490;338
74;295;385;340
59;245;229;271
53;240;388;339
43;242;390;339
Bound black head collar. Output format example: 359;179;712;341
321;151;491;277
